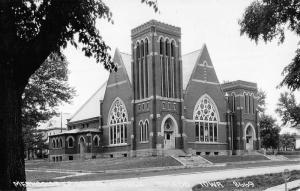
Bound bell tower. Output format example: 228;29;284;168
131;20;183;156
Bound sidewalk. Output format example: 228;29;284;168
28;164;300;191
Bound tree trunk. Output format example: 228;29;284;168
0;63;26;190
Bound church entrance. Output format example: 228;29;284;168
163;118;175;149
245;125;254;151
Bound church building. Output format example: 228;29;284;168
49;20;260;161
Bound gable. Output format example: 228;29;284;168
182;44;220;92
107;49;132;88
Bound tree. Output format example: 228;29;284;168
257;88;267;114
259;114;280;150
239;0;300;91
279;133;296;151
0;0;157;189
22;53;75;160
276;92;300;127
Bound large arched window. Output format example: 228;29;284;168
52;139;56;148
56;139;59;148
194;96;219;142
108;98;128;145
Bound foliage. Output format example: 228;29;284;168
259;114;280;149
276;92;300;127
22;52;75;154
279;133;296;150
239;0;300;90
0;0;157;188
257;88;267;114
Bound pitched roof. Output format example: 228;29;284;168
69;81;107;123
119;52;131;84
49;128;100;136
182;46;204;90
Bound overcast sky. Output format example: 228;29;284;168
61;0;299;130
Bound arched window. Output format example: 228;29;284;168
194;96;219;142
145;38;149;55
93;135;100;146
56;139;59;148
136;42;140;58
136;42;140;100
52;139;56;148
244;93;248;113
165;39;169;56
140;120;149;142
231;92;236;112
60;138;63;148
141;40;144;58
139;121;144;142
171;41;175;57
159;38;164;55
67;136;74;148
252;96;255;114
108;98;128;145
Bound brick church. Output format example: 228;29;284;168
49;20;260;161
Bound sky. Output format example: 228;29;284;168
61;0;299;131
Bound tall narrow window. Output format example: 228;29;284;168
248;94;251;113
252;95;255;114
136;42;140;100
171;41;176;98
145;39;148;98
140;41;144;99
194;96;219;143
108;98;128;145
231;93;236;112
244;93;247;113
165;39;170;97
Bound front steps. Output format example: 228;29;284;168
173;155;214;167
264;154;289;161
162;149;186;157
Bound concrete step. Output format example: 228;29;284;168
162;149;186;157
174;155;213;167
264;155;289;161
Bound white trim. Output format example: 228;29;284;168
107;80;127;88
192;79;219;85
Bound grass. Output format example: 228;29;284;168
25;156;181;172
192;170;300;191
202;155;269;163
284;155;300;159
26;171;71;182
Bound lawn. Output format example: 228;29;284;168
26;171;71;182
284;155;300;160
25;156;182;172
202;155;269;163
192;170;300;191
